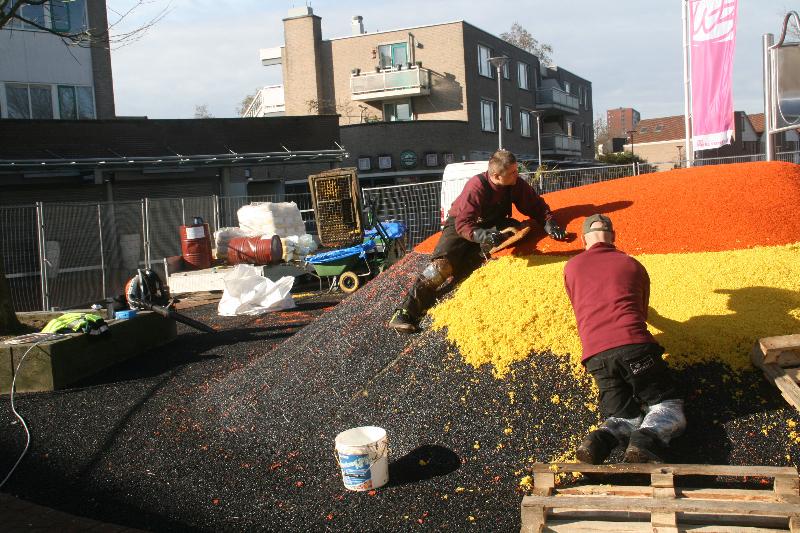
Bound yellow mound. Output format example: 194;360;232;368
429;243;800;377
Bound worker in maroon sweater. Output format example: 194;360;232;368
389;149;566;333
564;214;685;463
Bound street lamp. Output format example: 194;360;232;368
626;129;636;157
489;56;510;150
531;110;544;170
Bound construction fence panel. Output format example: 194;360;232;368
529;164;636;194
99;200;146;303
284;192;316;233
0;204;41;312
362;181;443;248
145;196;216;272
41;203;106;310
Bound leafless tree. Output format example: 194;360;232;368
500;22;554;65
305;98;358;124
194;104;213;119
237;88;260;117
594;117;611;155
0;0;170;49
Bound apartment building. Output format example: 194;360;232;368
262;7;594;188
0;0;115;119
607;107;640;138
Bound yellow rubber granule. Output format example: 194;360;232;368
429;243;800;377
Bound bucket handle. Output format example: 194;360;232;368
333;440;389;469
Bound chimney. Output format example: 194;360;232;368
287;6;313;18
352;15;365;35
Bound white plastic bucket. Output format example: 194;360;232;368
334;426;389;491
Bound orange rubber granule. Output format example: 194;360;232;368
416;161;800;256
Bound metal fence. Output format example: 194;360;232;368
1;193;314;312
3;150;799;311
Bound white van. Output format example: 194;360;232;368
439;161;489;227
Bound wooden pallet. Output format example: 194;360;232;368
752;335;800;412
521;463;800;533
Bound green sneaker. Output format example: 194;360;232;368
388;309;418;333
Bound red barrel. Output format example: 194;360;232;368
227;235;283;266
180;222;212;270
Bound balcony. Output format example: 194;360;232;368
536;87;580;115
350;66;431;102
541;134;582;156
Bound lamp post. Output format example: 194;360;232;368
531;110;543;170
626;129;636;157
489;56;510;150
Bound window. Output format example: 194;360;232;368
520;111;531;138
478;44;493;78
502;60;510;80
58;85;95;119
3;1;86;32
517;62;529;90
383;99;412;121
378;43;408;69
425;153;439;167
5;83;53;119
504;104;512;131
564;81;571;94
378;155;392;169
443;152;455;165
357;157;372;171
480;99;496;132
655;124;664;132
566;120;574;137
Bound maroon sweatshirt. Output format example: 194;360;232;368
563;242;656;361
448;172;552;241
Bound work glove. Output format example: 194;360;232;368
544;219;567;241
473;228;507;251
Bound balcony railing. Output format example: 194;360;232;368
536;87;580;114
541;133;582;155
351;66;431;102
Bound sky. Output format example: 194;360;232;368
108;0;797;121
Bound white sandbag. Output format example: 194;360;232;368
217;264;296;316
281;233;318;262
214;227;248;259
237;202;306;238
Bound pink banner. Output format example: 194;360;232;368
689;0;738;150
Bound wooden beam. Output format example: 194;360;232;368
758;334;800;366
521;494;799;516
530;462;797;478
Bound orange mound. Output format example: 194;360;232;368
415;162;800;256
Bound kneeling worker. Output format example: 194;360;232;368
389;149;566;333
564;214;686;463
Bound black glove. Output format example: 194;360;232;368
473;228;507;250
544;219;566;241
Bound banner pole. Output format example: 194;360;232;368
682;0;694;167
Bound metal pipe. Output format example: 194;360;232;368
97;204;106;300
764;33;775;161
682;0;694;167
497;66;504;149
35;202;49;311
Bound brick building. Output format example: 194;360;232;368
0;0;115;119
261;7;595;189
606;107;640;138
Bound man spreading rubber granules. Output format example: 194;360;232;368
564;214;686;463
388;149;566;333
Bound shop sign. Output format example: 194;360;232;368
399;150;418;169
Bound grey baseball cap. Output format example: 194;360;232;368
582;213;614;234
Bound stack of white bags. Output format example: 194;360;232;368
237;202;306;238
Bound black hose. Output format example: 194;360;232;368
135;301;216;334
